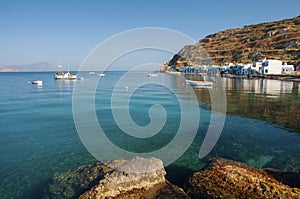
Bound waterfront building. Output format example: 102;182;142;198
259;59;282;75
282;63;294;73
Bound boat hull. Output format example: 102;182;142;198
186;80;213;88
32;80;42;85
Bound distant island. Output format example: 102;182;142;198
0;62;57;72
0;68;20;72
0;62;78;72
161;15;300;71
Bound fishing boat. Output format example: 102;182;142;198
54;62;77;80
186;79;213;88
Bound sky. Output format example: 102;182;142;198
0;0;299;70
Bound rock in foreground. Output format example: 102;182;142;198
185;158;300;199
80;156;189;199
45;157;189;199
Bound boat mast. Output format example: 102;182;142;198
58;61;62;73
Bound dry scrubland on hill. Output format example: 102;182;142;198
163;16;300;71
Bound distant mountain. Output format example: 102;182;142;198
162;16;300;71
0;62;57;72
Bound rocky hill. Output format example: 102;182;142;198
162;16;300;71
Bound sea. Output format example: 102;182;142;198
0;71;300;198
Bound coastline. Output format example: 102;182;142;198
223;73;300;82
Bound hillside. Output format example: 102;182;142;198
0;62;56;72
162;16;300;71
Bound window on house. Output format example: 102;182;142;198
265;69;268;73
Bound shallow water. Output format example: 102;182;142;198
0;72;299;198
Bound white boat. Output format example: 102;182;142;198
32;80;43;85
147;68;158;77
186;79;213;88
88;71;96;75
98;73;105;77
147;73;158;77
54;62;77;80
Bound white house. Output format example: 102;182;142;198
259;59;282;75
282;63;294;73
240;63;252;75
252;61;262;73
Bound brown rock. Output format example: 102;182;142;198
185;158;300;199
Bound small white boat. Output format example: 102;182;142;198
147;68;158;77
32;80;43;85
186;79;213;88
88;72;96;75
98;73;105;77
147;73;158;77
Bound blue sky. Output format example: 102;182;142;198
0;0;299;69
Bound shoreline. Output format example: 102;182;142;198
223;73;300;82
44;157;300;198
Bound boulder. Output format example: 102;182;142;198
79;156;189;199
185;158;300;199
45;156;189;199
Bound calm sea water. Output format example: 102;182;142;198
0;72;299;198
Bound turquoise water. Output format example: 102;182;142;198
0;72;300;198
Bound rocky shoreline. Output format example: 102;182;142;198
44;157;300;199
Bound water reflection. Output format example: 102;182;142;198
224;78;298;96
194;77;300;133
54;79;75;95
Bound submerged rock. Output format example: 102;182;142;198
44;162;105;199
185;158;300;199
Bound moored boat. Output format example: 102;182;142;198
54;62;77;80
98;73;105;77
147;73;158;77
32;80;43;85
186;79;213;88
147;68;158;77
